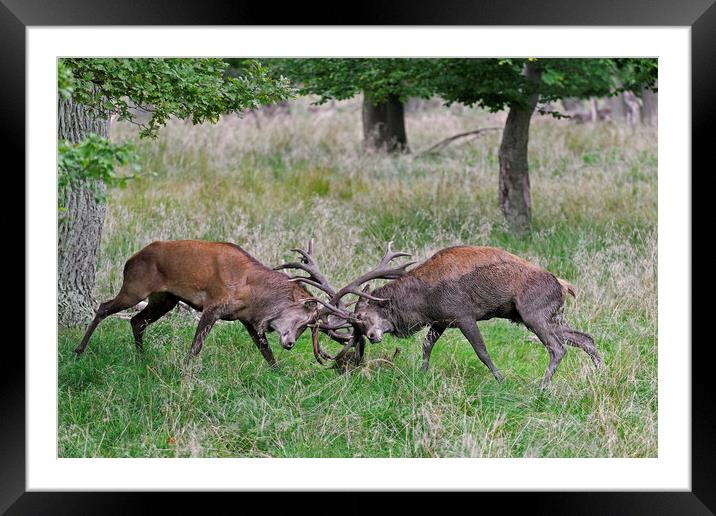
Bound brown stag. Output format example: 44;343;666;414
317;243;603;386
75;240;319;366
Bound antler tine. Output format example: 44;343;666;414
290;247;313;264
274;239;338;298
329;241;414;307
288;277;334;296
299;297;353;320
380;240;412;265
343;287;388;303
318;319;353;331
274;261;312;274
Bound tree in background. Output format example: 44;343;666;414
267;58;435;153
267;57;656;234
58;58;293;326
432;58;657;234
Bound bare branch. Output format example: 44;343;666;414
414;127;501;158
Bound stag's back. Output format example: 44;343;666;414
409;246;543;286
124;240;307;306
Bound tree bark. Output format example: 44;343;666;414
608;93;628;122
641;87;658;126
498;62;542;235
362;93;409;153
623;90;642;125
57;95;109;327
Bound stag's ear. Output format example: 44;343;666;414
300;298;318;309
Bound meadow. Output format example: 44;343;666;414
57;97;657;457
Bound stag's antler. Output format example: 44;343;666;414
274;239;336;296
329;241;416;308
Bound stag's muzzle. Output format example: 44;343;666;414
280;336;296;350
366;329;383;343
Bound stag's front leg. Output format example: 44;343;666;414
353;334;366;365
421;324;445;371
245;323;277;368
457;320;503;382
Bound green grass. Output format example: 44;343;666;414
59;97;657;457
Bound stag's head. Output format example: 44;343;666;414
269;297;318;350
352;293;393;343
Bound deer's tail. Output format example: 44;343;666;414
557;277;576;298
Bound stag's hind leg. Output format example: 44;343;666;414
131;293;179;351
527;323;567;387
75;290;145;355
557;326;603;369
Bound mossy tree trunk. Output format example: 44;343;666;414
57;95;109;327
362;93;409;153
498;62;542;235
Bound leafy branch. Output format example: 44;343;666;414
58;135;140;212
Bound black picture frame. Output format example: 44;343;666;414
5;1;711;513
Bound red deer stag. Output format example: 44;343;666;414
75;240;319;366
319;243;603;386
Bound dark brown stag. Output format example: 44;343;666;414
75;240;319;366
319;243;603;386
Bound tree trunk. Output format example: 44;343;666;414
641;87;658;126
362;93;409;153
498;62;542;235
57;95;109;327
608;93;628;122
589;98;599;123
623;90;642;125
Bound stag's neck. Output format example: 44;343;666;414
247;273;309;330
373;277;429;337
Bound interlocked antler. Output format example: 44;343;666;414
329;241;416;308
275;240;353;363
275;240;415;366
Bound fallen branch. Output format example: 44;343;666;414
414;127;501;157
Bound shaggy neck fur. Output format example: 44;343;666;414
372;277;430;337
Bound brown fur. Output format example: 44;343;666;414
124;241;308;313
75;240;317;365
413;246;540;285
